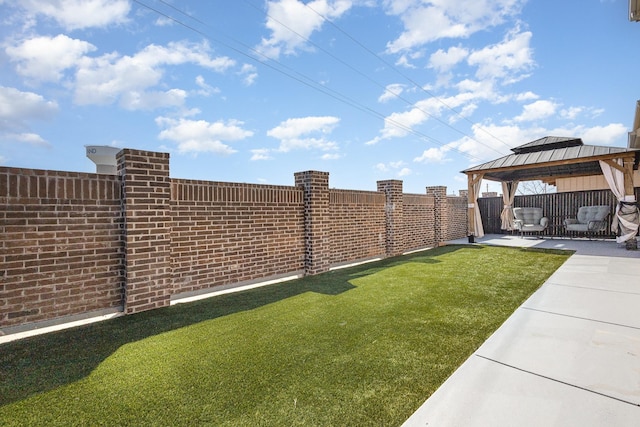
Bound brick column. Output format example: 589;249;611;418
117;149;172;314
377;180;404;257
295;171;330;275
427;186;447;245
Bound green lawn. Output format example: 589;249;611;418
0;245;570;426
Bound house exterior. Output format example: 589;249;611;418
555;100;640;192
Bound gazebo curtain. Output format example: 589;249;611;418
500;181;519;230
471;174;485;238
599;159;639;243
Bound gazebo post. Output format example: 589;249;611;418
623;157;635;196
623;158;638;249
467;173;483;242
467;174;474;242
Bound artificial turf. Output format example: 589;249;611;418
0;244;570;426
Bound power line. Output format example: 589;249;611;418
132;0;484;161
302;2;516;153
240;0;504;156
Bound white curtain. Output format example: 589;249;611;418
500;181;519;230
599;159;639;243
472;174;485;238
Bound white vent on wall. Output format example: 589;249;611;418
85;145;120;175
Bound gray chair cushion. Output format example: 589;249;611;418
565;205;609;232
513;207;548;233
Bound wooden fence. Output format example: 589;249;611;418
478;188;640;237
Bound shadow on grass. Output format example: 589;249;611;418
0;245;467;406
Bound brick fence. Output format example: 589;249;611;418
1;149;468;330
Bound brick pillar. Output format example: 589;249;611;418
295;171;330;275
427;186;448;245
117;149;171;314
377;180;404;257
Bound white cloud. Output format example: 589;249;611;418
4;132;49;146
385;4;466;53
513;100;558;122
375;160;411;177
0;86;58;125
257;0;353;59
376;162;389;172
367;91;483;145
580;123;627;145
156;117;254;155
6;34;96;83
155;16;175;27
239;64;258;86
414;147;449;163
18;0;130;30
515;91;539;102
378;83;406;103
450;119;629;165
120;89;188;111
267;116;340;152
7;37;236;110
428;45;469;72
467;29;534;83
251;148;273;161
395;54;417;68
560;106;584;120
397;167;412;176
454;78;506;105
0;86;57;146
385;0;525;53
458;122;543;161
194;75;220;97
74;41;235;109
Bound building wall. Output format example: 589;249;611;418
0;168;123;327
447;196;469;240
329;190;386;265
556;170;640;192
403;194;436;251
171;179;305;296
1;149;468;330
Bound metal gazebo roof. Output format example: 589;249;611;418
462;136;640;184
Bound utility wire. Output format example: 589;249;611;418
240;0;505;158
134;0;484;161
302;2;515;153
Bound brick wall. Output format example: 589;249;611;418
0;168;123;328
403;194;436;251
171;179;305;296
118;150;172;314
426;186;448;245
377;180;405;256
295;171;331;275
1;149;468;330
447;196;468;240
329;190;386;265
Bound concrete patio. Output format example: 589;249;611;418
404;235;640;427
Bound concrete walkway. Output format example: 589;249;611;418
403;235;640;427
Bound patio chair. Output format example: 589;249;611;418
513;207;548;238
564;205;610;237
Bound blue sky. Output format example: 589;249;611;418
1;0;638;195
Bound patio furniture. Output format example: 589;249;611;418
564;205;610;237
513;207;548;237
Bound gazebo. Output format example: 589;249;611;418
462;136;640;248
